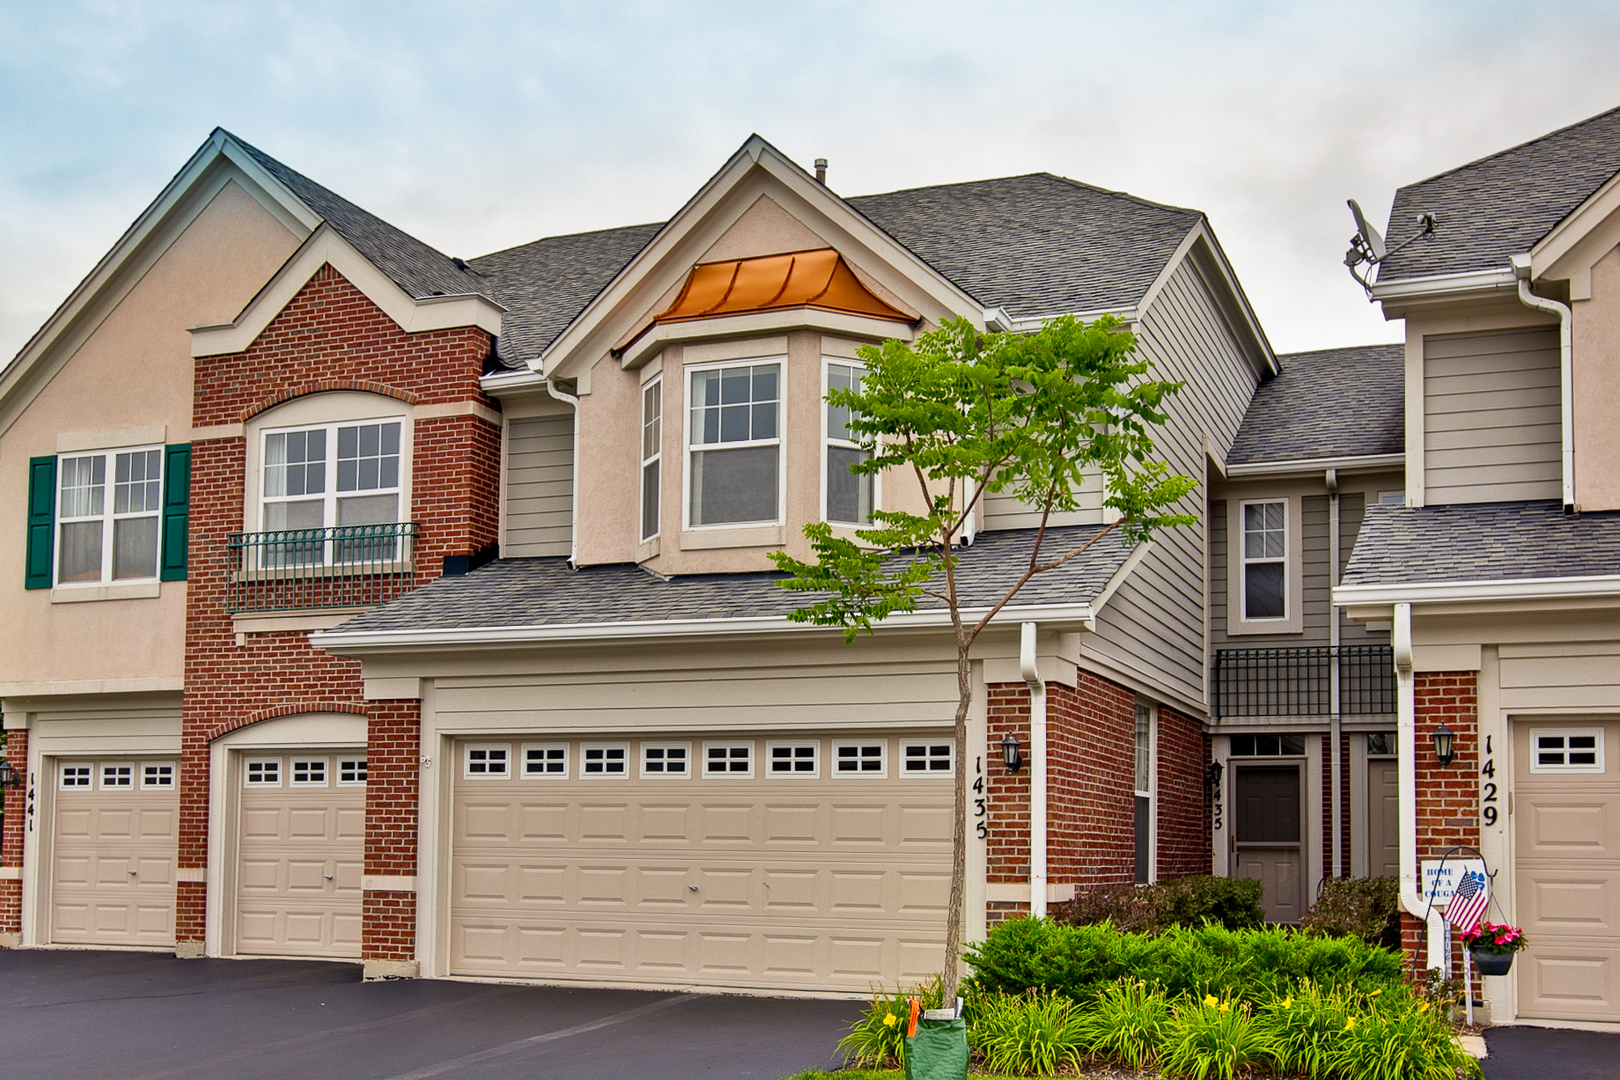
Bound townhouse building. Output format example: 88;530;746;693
1;129;1270;994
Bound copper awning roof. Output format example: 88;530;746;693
654;248;915;326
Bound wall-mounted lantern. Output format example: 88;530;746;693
0;759;20;789
1432;724;1456;767
1000;732;1024;774
1204;760;1224;789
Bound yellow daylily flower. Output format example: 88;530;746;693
883;1013;897;1027
1369;988;1383;997
1345;1017;1356;1030
1203;994;1218;1008
1218;1001;1231;1013
1280;996;1292;1008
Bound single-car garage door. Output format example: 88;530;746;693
51;759;178;947
1514;720;1620;1022
235;753;366;958
450;733;953;993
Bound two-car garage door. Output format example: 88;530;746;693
449;732;953;994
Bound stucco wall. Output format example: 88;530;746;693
1573;244;1620;511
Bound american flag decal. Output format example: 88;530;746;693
1446;869;1489;935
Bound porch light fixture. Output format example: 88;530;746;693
1204;761;1224;789
0;759;19;789
1000;732;1024;774
1432;725;1455;768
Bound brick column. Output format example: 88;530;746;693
361;702;420;976
0;729;27;944
1399;671;1480;990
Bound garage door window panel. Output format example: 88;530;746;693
522;744;568;778
246;759;282;787
337;758;367;786
641;743;691;778
101;763;133;789
834;740;888;778
767;741;819;778
464;745;510;779
1531;729;1605;773
291;758;329;787
142;763;175;789
60;763;92;789
582;744;629;778
901;741;953;776
704;742;754;778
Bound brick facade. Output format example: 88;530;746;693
0;728;26;941
1399;671;1481;985
984;672;1210;923
177;264;499;959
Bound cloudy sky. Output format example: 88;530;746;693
4;1;1619;364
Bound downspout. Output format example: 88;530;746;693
1020;621;1047;918
1511;254;1574;511
1327;469;1342;880
543;379;582;567
1393;602;1441;967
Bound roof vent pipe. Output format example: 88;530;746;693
814;158;828;186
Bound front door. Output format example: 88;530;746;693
1367;757;1401;879
1234;764;1303;923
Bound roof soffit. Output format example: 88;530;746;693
539;135;984;381
189;225;503;357
1136;222;1277;379
0;131;318;438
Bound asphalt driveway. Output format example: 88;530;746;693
1483;1023;1620;1079
0;949;862;1079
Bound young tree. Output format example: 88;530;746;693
769;315;1196;1004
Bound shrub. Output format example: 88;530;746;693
1254;979;1354;1077
966;918;1403;1005
1071;979;1170;1068
1325;993;1483;1080
835;978;943;1068
970;990;1088;1076
1159;995;1277;1080
1052;875;1264;934
1301;876;1401;949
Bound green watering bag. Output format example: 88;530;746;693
903;1016;969;1080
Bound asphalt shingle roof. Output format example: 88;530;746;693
1378;105;1620;282
848;174;1201;319
334;525;1135;635
1227;344;1404;466
231;132;496;305
1342;501;1620;587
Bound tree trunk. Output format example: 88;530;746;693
940;640;973;1006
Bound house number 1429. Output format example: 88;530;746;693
1480;735;1498;827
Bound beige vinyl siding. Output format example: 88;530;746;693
1498;642;1620;712
1424;327;1561;504
981;470;1104;530
504;415;573;557
1085;255;1259;706
1210;492;1386;650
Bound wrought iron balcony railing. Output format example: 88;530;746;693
1213;645;1395;720
225;523;418;613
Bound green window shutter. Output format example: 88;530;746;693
25;455;56;589
159;443;191;581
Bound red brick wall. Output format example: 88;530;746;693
177;265;498;953
1399;671;1480;980
0;729;25;940
363;891;417;962
985;670;1208;923
1156;705;1211;877
1317;733;1353;883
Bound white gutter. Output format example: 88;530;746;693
1511;254;1575;510
982;307;1135;334
313;600;1101;652
1368;266;1518;303
544;380;582;566
1334;574;1620;608
1224;453;1403;478
1393;603;1442;968
1020;621;1047;919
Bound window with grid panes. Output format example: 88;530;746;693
56;447;164;583
825;361;872;524
688;362;780;526
1241;500;1287;620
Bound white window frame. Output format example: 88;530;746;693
54;445;165;587
900;739;954;777
766;740;820;779
1530;728;1605;774
100;762;134;789
640;742;692;779
463;744;511;780
580;743;630;779
522;743;570;779
832;739;888;779
683;356;786;531
336;757;367;786
641;376;662;542
1134;701;1158;884
59;763;93;790
1226;496;1303;635
245;758;283;787
822;358;877;526
141;762;176;790
703;741;755;779
289;757;329;788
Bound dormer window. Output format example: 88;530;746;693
687;360;782;527
825;361;872;525
641;378;662;541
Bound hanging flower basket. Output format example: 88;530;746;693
1463;920;1527;977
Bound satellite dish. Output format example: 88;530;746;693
1347;199;1386;263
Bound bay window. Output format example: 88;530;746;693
641;378;661;541
687;361;781;527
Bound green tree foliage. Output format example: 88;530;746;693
770;315;1196;1004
